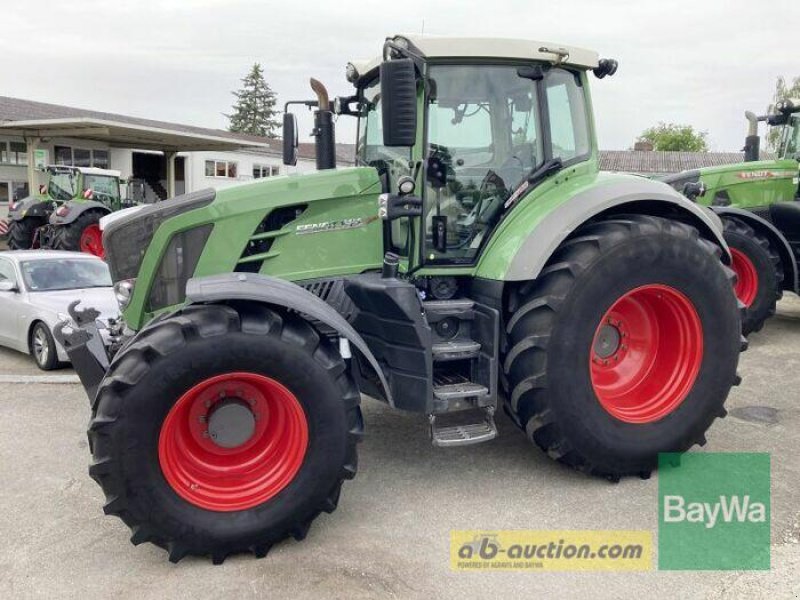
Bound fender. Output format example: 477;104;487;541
7;196;53;221
49;200;111;226
185;272;393;406
712;206;800;294
488;174;730;282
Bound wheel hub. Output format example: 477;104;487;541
592;323;622;359
206;399;257;449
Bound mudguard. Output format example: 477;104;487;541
712;205;800;294
185;273;393;406
49;200;111;226
7;196;53;221
500;176;729;282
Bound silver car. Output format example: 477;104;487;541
0;250;119;370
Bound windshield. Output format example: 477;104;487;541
21;258;112;292
782;116;800;159
84;174;120;203
357;76;414;254
47;172;77;201
357;77;413;169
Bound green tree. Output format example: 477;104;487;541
766;75;800;151
637;123;709;152
227;63;280;138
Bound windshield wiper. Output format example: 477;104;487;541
526;157;563;186
504;158;564;210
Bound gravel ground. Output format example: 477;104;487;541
0;297;798;599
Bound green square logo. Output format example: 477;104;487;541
658;452;770;570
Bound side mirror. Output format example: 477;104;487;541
282;113;298;166
0;280;18;293
380;58;417;147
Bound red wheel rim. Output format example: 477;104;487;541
730;248;759;307
589;284;704;424
158;372;308;512
79;224;105;258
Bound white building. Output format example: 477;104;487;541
0;96;327;206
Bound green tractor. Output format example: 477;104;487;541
57;35;744;564
7;165;131;257
662;99;800;334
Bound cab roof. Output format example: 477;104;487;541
47;165;121;178
352;35;600;80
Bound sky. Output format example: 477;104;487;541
0;0;796;151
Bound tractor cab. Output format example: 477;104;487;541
45;165;124;207
285;35;618;271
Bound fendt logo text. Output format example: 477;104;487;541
663;495;767;529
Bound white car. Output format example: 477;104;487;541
0;250;119;370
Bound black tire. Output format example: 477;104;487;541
51;210;105;256
502;214;741;480
722;216;783;335
88;302;363;564
30;322;60;371
7;217;45;250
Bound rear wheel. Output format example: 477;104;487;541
88;302;362;563
503;215;741;479
7;217;45;250
722;216;783;335
52;210;106;257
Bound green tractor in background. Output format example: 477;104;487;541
663;99;800;334
7;165;132;257
57;35;744;564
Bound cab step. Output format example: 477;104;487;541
432;339;481;361
429;408;497;447
433;373;488;400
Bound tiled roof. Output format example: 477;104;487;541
599;150;775;175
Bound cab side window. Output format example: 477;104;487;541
545;69;590;163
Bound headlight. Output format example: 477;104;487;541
114;279;136;310
103;188;215;283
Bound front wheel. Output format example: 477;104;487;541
503;215;741;480
30;322;60;371
88;302;363;563
7;217;45;250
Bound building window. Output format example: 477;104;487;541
54;145;72;165
205;160;238;178
92;149;109;169
0;141;28;165
73;148;91;167
253;164;280;178
52;146;110;169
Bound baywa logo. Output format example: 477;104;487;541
663;494;767;529
658;453;770;570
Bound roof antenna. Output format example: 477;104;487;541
421;19;425;35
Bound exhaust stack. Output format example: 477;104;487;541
310;78;336;170
743;111;762;163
